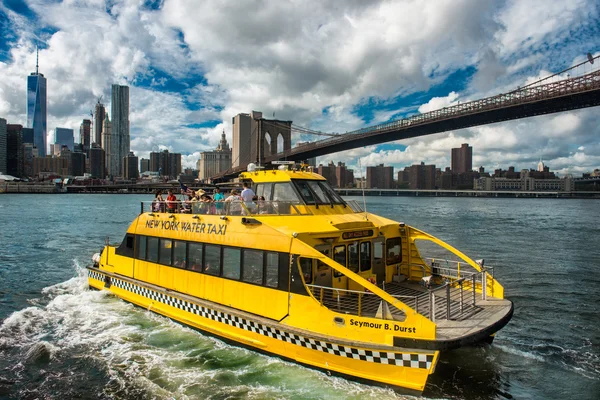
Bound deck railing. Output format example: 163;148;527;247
411;258;496;322
306;284;413;321
140;199;364;216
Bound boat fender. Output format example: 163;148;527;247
104;276;111;289
92;252;101;266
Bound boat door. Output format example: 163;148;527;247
331;244;348;294
313;245;332;288
372;238;385;283
347;241;363;291
358;240;373;282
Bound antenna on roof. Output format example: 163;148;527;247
35;46;39;74
358;158;368;220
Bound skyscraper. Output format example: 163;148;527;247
89;143;105;179
451;143;473;173
54;128;74;152
26;49;47;156
0;118;6;174
80;119;91;151
110;84;130;177
94;99;105;145
197;130;232;180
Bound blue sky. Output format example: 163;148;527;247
0;0;599;175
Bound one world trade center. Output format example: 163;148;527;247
27;50;47;156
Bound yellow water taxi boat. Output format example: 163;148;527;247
88;167;513;393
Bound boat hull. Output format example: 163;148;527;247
88;267;438;392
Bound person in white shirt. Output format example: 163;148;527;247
241;182;255;202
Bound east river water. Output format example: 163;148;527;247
0;194;598;399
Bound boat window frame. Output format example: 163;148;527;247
265;251;279;288
188;242;203;272
116;233;135;258
333;244;346;277
159;238;173;266
291;179;346;206
359;241;372;272
203;244;222;276
136;235;147;261
172;240;187;269
242;249;264;285
146;237;159;263
386;237;402;265
347;241;359;273
222;246;241;280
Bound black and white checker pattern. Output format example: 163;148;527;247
88;268;434;370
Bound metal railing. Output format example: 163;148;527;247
306;284;412;321
141;199;365;216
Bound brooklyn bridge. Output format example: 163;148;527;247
214;54;600;180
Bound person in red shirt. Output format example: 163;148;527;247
166;189;177;213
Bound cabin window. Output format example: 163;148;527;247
294;180;317;204
360;241;371;272
159;239;172;266
333;245;346;277
255;183;273;201
299;257;313;284
318;181;346;204
243;249;264;285
188;243;203;272
307;181;328;203
222;247;241;280
272;183;299;202
136;236;147;260
348;242;359;273
146;237;159;263
173;241;187;269
386;238;402;264
204;244;221;276
265;252;279;288
116;234;135;257
374;240;384;263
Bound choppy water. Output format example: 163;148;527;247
0;194;598;399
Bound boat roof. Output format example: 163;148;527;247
239;169;326;183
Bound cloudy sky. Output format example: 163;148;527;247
0;0;599;176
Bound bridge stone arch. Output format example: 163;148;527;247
257;117;292;164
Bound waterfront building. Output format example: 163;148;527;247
451;143;472;173
94;99;105;145
150;149;181;179
366;164;394;189
6;124;23;177
123;151;139;180
101;114;112;175
26;50;47;157
197;131;232;180
474;175;574;192
0;118;6;173
89;143;105;178
54;128;75;152
110;84;130;177
403;162;436;190
317;161;354;188
23;143;34;177
22;128;34;144
70;150;86;177
80;119;91;152
140;158;150;173
33;156;68;177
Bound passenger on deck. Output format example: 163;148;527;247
241;182;255;202
166;189;177;213
225;189;243;215
152;190;165;212
213;187;224;214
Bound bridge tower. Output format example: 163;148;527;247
232;111;292;168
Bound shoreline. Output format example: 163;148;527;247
1;183;599;199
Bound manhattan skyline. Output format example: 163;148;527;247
0;0;599;175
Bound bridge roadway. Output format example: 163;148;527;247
215;67;600;180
